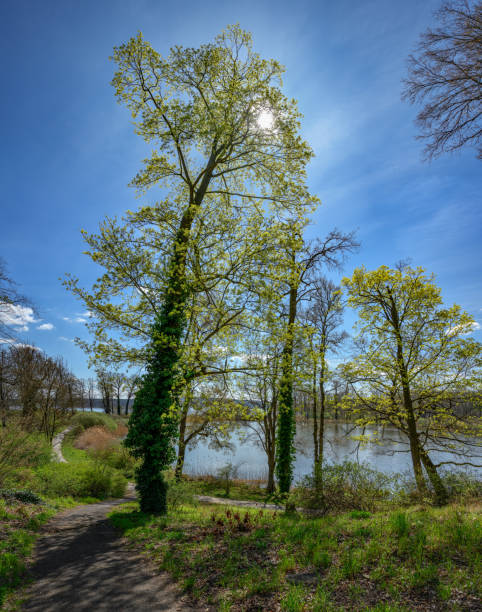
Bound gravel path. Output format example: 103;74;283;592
51;427;72;463
22;486;194;612
195;494;283;510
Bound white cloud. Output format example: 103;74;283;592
446;321;481;337
62;313;91;324
37;323;54;331
0;304;37;330
59;336;74;343
77;311;94;318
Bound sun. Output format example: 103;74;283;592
257;109;274;130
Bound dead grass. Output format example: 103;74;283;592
73;427;115;452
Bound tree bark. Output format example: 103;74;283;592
276;278;298;494
420;447;448;506
312;360;318;465
318;354;326;466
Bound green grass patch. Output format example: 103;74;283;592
182;474;268;503
0;496;76;607
110;500;481;610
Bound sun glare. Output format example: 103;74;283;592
257;109;274;130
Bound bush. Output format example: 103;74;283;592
393;468;481;506
34;462;127;499
73;426;115;452
167;479;196;511
0;424;52;488
71;412;118;433
90;444;137;478
294;461;394;513
438;469;481;502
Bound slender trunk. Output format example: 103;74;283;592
265;390;277;494
175;407;188;481
420;447;448;505
312;358;318;465
267;449;276;494
407;423;426;494
117;395;121;416
318;354;326;466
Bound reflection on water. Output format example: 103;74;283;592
183;422;480;481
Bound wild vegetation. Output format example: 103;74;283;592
110;487;481;611
0;410;132;606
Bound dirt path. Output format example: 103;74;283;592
22;487;194;611
195;494;283;510
51;427;72;463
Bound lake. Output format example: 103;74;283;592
182;421;481;481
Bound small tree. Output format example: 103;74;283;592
342;264;481;505
96;369;114;414
403;0;482;159
87;377;96;411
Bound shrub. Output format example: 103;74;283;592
438;469;481;502
293;461;394;513
0;424;52;488
167;479;195;511
216;462;240;497
71;412;117;432
393;468;482;505
90;444;137;478
73;426;114;452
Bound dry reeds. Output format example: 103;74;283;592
73;426;115;452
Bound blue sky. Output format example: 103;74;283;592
1;0;480;378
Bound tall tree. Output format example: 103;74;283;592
342;264;481;505
274;229;357;494
304;277;347;468
110;26;315;513
0;349;13;427
403;0;482;159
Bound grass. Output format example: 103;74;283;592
181;474;269;503
0;496;77;608
109;500;481;611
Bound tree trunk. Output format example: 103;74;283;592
388;292;427;497
267;450;276;494
420;447;448;505
312;360;318;465
175;408;188;481
125;151;217;514
318;356;326;466
276;279;298;494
